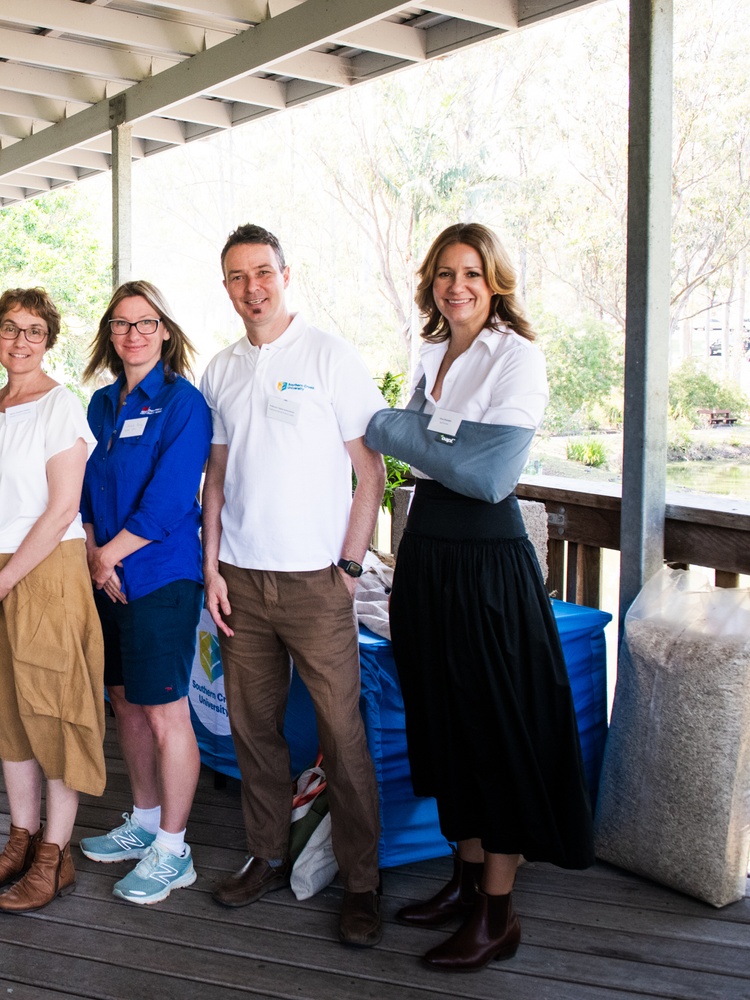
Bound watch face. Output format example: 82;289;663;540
339;559;363;577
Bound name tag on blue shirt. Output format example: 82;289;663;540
120;417;148;438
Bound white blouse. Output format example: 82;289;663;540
411;325;548;481
415;325;548;430
0;385;96;553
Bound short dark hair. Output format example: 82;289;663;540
0;287;61;348
220;224;286;272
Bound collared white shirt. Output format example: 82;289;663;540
415;325;548;430
200;313;384;571
411;325;548;482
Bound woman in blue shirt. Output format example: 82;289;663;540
79;281;212;905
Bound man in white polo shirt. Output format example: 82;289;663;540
200;224;386;947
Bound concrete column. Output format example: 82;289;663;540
110;94;132;289
618;1;673;633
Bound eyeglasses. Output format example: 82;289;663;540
0;322;48;344
108;318;161;336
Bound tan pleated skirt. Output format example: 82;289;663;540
0;539;106;796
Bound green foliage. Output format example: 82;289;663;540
377;371;406;408
666;415;695;460
375;372;412;513
566;437;608;468
668;359;749;425
0;188;111;394
538;315;624;434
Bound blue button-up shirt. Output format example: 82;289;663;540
81;362;212;602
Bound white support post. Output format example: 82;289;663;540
110;95;132;289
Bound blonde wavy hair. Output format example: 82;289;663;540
415;223;536;343
84;280;197;382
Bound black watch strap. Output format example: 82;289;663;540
337;558;363;578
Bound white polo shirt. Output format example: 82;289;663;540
200;313;384;572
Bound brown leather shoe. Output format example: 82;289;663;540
0;825;44;888
423;890;521;972
0;841;76;913
396;847;482;927
212;856;291;907
338;889;383;947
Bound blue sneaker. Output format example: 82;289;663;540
80;813;156;863
112;843;196;905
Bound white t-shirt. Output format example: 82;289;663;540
0;385;96;553
412;326;548;480
200;314;385;571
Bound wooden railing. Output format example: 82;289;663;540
515;475;750;609
390;477;750;611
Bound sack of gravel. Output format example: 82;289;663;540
594;567;750;907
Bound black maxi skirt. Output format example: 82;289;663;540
389;478;595;869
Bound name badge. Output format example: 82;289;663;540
5;402;36;425
120;417;148;438
267;397;301;425
427;408;463;437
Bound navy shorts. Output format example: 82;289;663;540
95;579;203;706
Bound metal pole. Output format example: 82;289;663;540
110;94;132;289
618;0;673;635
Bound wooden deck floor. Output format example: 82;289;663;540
1;719;748;1000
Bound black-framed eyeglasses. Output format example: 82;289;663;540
108;318;161;336
0;321;48;344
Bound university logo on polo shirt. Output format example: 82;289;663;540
139;406;163;415
276;381;314;392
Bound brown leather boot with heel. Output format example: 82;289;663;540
423;889;521;972
0;841;76;913
0;825;43;888
396;847;483;927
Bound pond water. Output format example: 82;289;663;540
665;462;750;500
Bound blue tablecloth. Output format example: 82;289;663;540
189;601;611;867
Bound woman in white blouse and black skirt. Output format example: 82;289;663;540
372;224;594;972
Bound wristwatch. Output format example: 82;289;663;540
337;558;363;578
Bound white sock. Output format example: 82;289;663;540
154;827;187;857
132;805;160;835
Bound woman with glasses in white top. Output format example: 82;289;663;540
0;287;105;913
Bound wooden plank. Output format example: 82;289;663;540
547;537;565;598
2;717;750;1000
577;544;602;607
0;983;77;1000
665;520;750;575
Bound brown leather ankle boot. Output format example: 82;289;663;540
0;825;43;888
422;889;521;972
396;847;483;927
0;841;76;913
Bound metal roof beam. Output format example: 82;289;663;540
419;1;518;30
143;0;266;22
333;20;427;61
0;26;177;83
0;62;118;105
3;0;238;56
0;0;406;176
208;76;288;109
